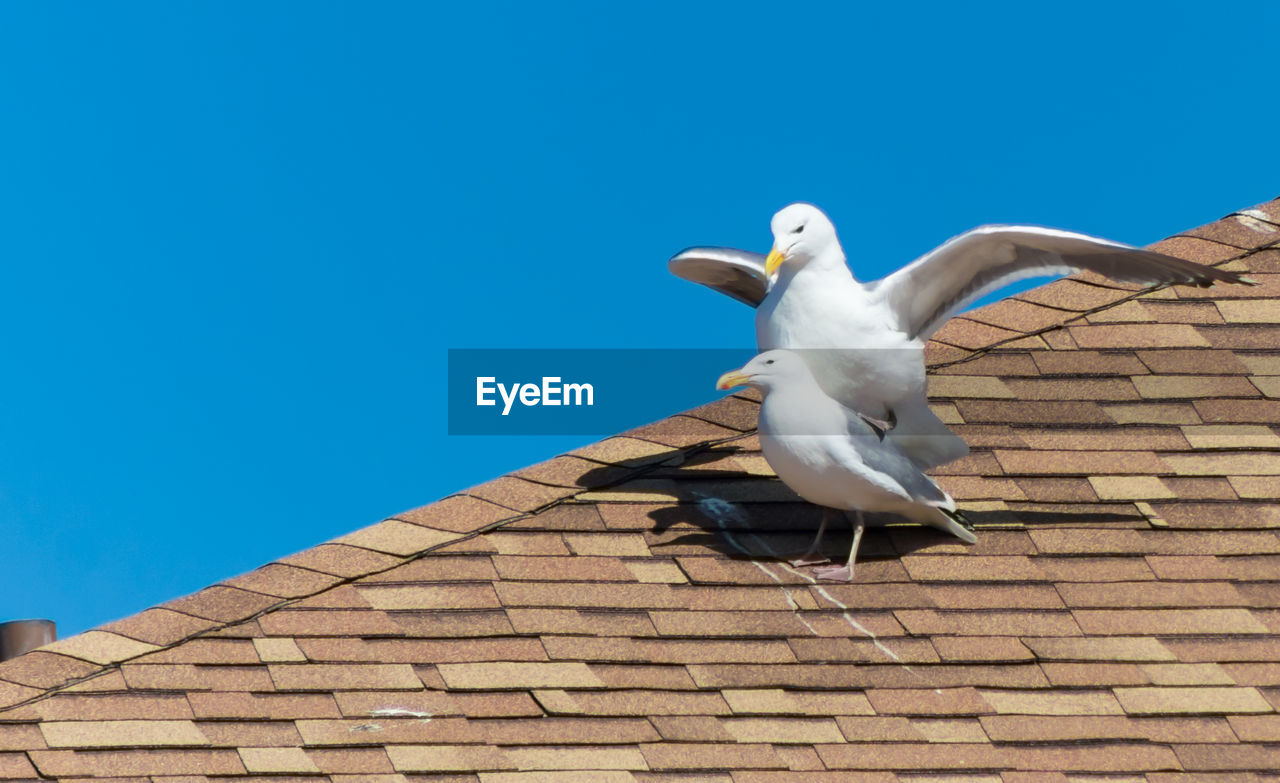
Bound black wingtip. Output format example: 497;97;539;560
948;508;977;533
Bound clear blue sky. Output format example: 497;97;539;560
2;2;1276;637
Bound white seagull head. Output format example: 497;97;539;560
715;349;814;395
765;202;840;275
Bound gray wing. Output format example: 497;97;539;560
668;246;770;307
870;225;1254;340
841;406;953;509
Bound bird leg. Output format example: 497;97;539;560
789;507;832;566
814;511;865;582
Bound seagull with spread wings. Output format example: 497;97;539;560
675;203;1252;468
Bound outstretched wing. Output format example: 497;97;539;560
668;246;770;307
870;225;1252;340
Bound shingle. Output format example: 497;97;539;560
1174;742;1280;772
98;608;220;646
1140;663;1236;686
436;662;606;690
954;400;1111;425
931;636;1034;663
277;543;403;578
386;745;514;773
1137;348;1252;374
1070;323;1210;348
639;742;783;771
334;520;464;555
389;609;519;639
0;651;101;689
506;608;658;637
185;692;340;720
1088;476;1176;500
1073;609;1269;635
965;298;1080;333
268;663;423;691
356;583;501;610
39;631;161;666
865;688;994;716
1194;397;1280;423
1163;451;1280;476
252;637;307;663
720;717;846;743
787;637;939;664
720;689;874;716
1039;661;1149;687
258;608;403;636
541;636;796;664
977;690;1123;715
462;476;573;512
621;415;741;448
221;564;343;599
1227;714;1280;741
28;748;247;777
542;689;727;716
509;455;633;488
122;663;276;692
306;746;396;773
161;586;281;623
1148;235;1245;262
1038;556;1157;583
899;555;1046;582
38;720;209;749
568;436;678;466
196;720;303;747
994;449;1167;475
1015;279;1130;311
1022;637;1176;662
1055;581;1245;608
294;716;482;745
237;747;320;774
0;753;38;778
1114;686;1273;715
1104;402;1202;424
646;715;731;742
476;717;660;745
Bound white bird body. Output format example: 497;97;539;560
756;240;923;423
718;350;976;580
756;362;968;537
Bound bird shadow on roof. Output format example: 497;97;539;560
577;441;1150;568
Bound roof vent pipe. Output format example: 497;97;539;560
0;619;55;662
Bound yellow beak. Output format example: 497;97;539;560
716;368;752;391
765;246;786;276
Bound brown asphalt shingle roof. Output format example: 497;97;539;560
2;198;1279;780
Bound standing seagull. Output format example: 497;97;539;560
717;350;975;581
675;204;1253;468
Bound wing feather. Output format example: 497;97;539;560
668;246;770;307
871;225;1253;340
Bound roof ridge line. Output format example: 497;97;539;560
0;426;759;714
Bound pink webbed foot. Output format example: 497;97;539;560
812;563;855;582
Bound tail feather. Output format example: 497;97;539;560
917;505;977;543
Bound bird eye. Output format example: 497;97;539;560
765;359;775;365
792;224;805;234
